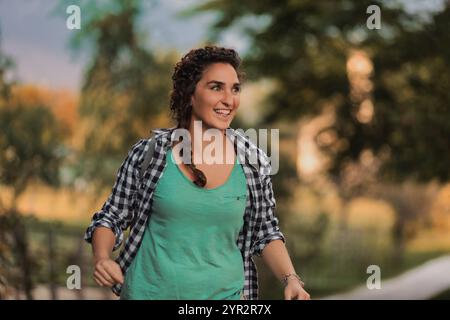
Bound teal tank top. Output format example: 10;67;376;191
120;147;247;300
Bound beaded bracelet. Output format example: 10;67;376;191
281;273;305;287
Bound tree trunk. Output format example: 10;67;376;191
392;218;405;266
11;211;34;300
48;227;57;300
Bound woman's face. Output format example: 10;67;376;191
190;62;241;131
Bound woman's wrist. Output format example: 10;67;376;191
93;253;111;263
281;273;305;287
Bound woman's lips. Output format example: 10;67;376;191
213;108;232;119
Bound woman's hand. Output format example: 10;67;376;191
284;278;311;300
93;257;124;288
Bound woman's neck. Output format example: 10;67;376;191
187;120;228;165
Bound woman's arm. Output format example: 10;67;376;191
261;239;310;300
84;140;147;288
91;227;124;287
84;139;146;251
261;239;296;281
252;159;310;299
92;227;116;261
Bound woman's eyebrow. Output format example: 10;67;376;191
206;80;241;86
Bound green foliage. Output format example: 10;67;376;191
192;0;450;183
0;41;65;298
0;43;62;200
0;105;63;195
59;0;176;189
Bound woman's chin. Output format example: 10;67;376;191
203;118;233;131
212;121;232;131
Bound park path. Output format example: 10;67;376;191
7;255;450;299
322;255;450;299
7;285;118;300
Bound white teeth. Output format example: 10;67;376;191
214;109;231;115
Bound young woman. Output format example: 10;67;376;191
84;46;310;300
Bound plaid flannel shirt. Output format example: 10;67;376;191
84;126;285;300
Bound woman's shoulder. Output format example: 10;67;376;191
126;138;150;166
126;128;174;169
132;127;174;152
228;127;272;176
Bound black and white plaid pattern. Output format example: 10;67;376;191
84;126;285;300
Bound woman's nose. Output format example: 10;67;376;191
221;90;233;107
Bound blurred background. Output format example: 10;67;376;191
1;0;450;300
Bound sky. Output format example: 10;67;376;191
0;0;224;92
0;0;445;92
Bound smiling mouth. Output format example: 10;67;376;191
213;108;232;118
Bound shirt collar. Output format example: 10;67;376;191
150;126;269;174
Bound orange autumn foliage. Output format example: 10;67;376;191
9;84;78;141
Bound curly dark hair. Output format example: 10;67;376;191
169;45;246;129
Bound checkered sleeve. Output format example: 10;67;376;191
251;171;286;257
84;139;145;251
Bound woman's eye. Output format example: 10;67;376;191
211;86;240;93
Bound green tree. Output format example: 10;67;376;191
59;0;176;189
187;0;450;266
189;0;450;182
0;40;63;298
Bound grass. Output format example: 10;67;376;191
4;180;450;300
5;216;450;300
430;288;450;300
